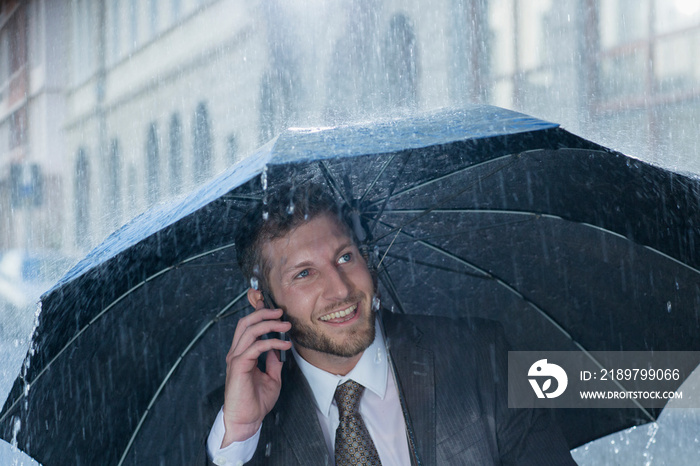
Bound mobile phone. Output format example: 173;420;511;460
262;290;288;363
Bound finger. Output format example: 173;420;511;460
230;338;292;373
230;308;284;351
230;319;291;359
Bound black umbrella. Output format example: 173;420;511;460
2;106;699;465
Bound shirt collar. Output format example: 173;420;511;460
291;319;388;417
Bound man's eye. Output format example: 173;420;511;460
295;269;309;279
338;253;352;264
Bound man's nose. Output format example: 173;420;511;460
323;267;352;301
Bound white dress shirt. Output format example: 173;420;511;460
207;322;411;465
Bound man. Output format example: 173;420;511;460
205;183;575;465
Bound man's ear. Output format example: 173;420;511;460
247;287;264;308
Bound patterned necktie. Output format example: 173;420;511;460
334;380;382;466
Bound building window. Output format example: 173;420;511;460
259;72;276;144
146;123;160;206
9;107;27;149
488;0;572;114
108;139;122;228
226;134;238;166
172;0;182;22
75;149;90;248
193;102;212;181
110;0;121;63
73;0;94;83
169;114;183;195
149;0;158;38
127;163;139;217
28;0;43;68
595;0;700;162
259;70;294;143
9;4;27;75
0;26;9;85
384;13;418;108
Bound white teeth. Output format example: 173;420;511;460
320;304;357;321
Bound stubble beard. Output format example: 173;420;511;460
287;293;376;358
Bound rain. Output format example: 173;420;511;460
1;0;700;464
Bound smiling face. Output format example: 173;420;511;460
262;213;376;373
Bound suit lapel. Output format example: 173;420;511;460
277;362;332;466
383;313;436;466
274;314;438;465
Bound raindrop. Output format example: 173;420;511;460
265;442;272;457
286;201;295;215
667;301;672;313
11;416;21;449
645;423;659;449
374;346;383;364
262;165;269;220
250;277;260;290
261;165;268;191
675;280;680;290
372;296;381;311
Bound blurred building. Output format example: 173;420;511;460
488;0;700;172
0;0;699;255
0;1;68;251
64;0;268;250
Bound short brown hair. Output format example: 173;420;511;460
235;183;352;292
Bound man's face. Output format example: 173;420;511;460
263;213;376;362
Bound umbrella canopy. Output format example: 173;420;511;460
2;106;699;465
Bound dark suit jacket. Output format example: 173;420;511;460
204;312;575;465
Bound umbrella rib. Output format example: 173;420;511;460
319;160;351;206
378;269;408;314
382;251;495;279
365;214;540;247
359;152;399;204
578;221;700;276
366;153;515;209
372;209;700;278
368;150;416;237
0;243;241;421
375;225;657;420
641;244;700;276
223;194;263;202
181;242;238;265
376;228;402;270
117;290;249;466
370;156;520;243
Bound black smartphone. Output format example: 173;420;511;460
262;290;288;363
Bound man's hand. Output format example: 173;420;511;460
221;299;292;448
